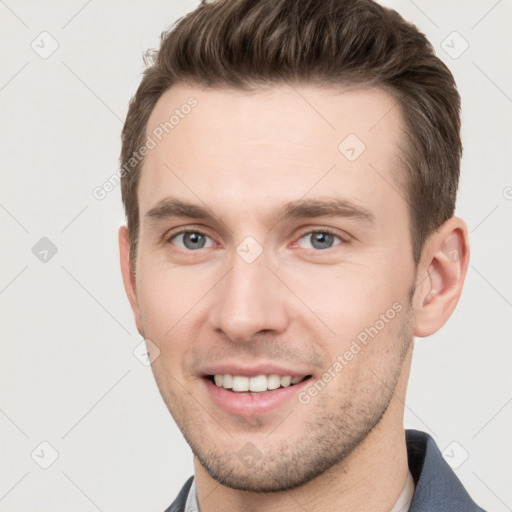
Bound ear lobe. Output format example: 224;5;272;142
118;226;144;336
414;217;470;338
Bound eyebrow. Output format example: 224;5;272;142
144;196;375;227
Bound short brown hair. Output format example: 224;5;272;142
121;0;461;268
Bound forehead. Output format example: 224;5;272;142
139;82;408;222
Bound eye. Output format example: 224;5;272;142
297;230;343;250
168;230;214;250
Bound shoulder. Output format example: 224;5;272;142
406;429;486;512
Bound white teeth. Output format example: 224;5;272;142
280;375;291;387
232;375;249;392
222;374;233;389
267;374;281;390
212;374;306;392
249;375;267;392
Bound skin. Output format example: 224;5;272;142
119;83;469;512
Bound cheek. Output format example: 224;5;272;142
136;265;200;339
136;272;199;385
280;257;411;342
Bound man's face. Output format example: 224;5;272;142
129;83;418;491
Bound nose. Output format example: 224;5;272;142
208;253;290;343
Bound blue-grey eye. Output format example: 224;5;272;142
171;231;213;250
298;231;341;250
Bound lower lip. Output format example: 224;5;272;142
203;377;312;417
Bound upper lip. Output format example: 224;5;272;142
199;362;312;378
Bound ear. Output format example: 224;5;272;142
118;226;144;336
413;217;470;337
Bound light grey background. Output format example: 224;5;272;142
1;1;510;511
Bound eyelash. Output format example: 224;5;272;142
165;228;348;250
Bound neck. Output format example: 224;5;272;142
194;346;413;512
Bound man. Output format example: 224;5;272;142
118;0;485;510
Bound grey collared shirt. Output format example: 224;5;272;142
184;478;199;512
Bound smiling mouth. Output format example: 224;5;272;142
208;374;312;393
